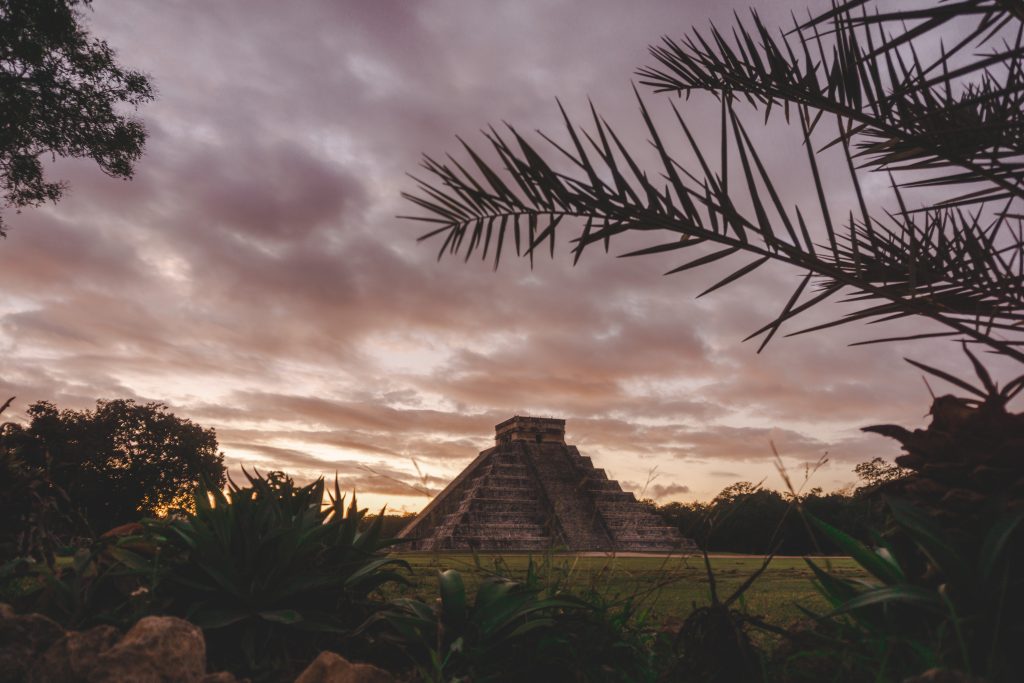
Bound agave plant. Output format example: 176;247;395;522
800;496;1024;683
159;469;409;680
366;563;652;683
864;350;1024;556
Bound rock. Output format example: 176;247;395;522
87;616;206;683
0;603;15;619
29;625;121;683
0;610;65;683
294;651;393;683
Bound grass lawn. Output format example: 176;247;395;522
384;553;866;627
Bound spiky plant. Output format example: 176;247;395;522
160;469;410;680
864;349;1024;569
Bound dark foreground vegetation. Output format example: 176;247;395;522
2;391;1022;682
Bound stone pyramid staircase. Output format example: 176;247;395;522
399;417;696;553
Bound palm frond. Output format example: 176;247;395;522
403;1;1024;363
638;4;1024;205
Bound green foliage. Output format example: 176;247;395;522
159;470;410;680
651;477;883;555
360;511;417;539
799;498;1024;682
664;544;784;683
0;523;163;629
0;444;65;565
0;396;72;565
367;559;656;682
853;457;907;493
0;0;153;233
0;399;226;540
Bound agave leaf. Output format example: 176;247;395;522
978;508;1024;585
158;470;471;677
807;514;905;584
266;573;340;602
476;592;579;639
190;607;250;629
288;614;349;635
505;617;560;640
103;546;153;572
884;496;969;583
903;358;987;398
804;558;862;607
439;569;468;631
354;568;411;596
346;559;411;593
474;588;536;635
392;597;437;623
825;584;946;618
259;609;304;625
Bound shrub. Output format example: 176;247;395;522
366;561;656;682
0;522;163;629
157;470;409;680
794;496;1024;683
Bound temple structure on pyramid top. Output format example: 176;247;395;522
398;416;696;552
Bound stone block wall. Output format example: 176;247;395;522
399;417;696;553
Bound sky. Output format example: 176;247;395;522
0;0;1011;513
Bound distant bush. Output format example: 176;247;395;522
651;481;884;556
360;511;417;539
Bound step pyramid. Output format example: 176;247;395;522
399;416;697;552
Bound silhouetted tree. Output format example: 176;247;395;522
0;399;225;538
649;461;900;554
852;455;906;493
0;396;69;563
0;0;153;233
360;511;417;539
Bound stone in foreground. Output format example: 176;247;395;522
399;416;697;552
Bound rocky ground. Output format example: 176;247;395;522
0;604;393;683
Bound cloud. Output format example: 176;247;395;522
224;443;443;498
0;0;984;511
649;483;691;499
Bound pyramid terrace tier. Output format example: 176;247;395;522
398;419;698;553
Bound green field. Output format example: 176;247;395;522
385;553;865;627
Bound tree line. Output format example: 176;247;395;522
1;398;225;562
642;458;904;555
2;395;904;560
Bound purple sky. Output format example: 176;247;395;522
0;0;1007;512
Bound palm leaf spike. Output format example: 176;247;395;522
402;0;1024;363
